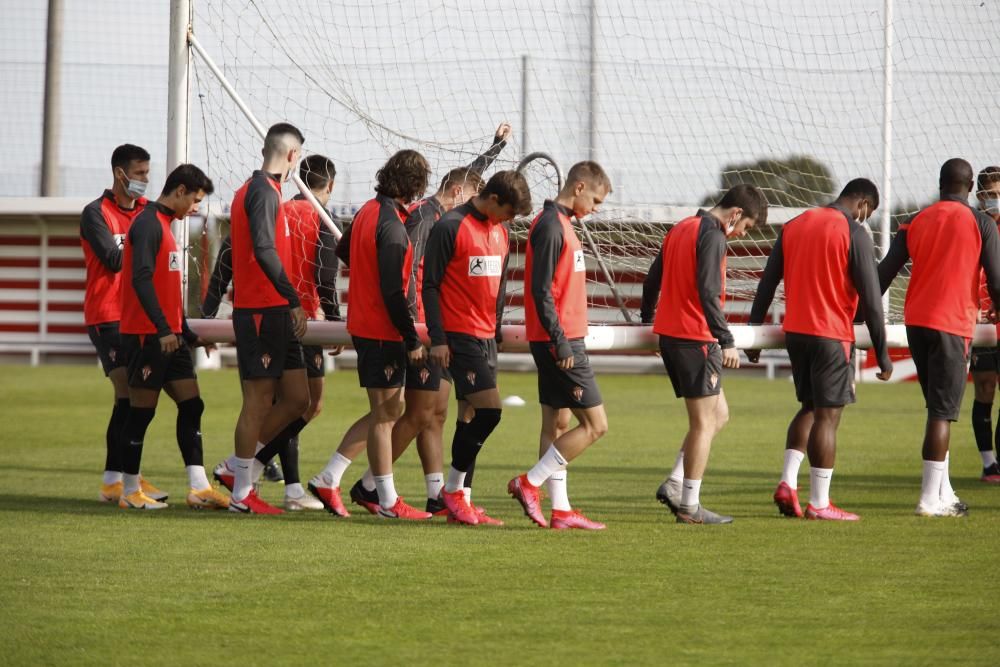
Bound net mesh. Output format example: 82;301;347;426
187;0;1000;326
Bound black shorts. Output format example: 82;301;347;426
121;334;196;391
907;325;970;422
529;339;603;409
233;307;305;380
970;347;1000;374
405;360;452;392
303;344;326;379
658;337;723;399
785;332;856;408
447;333;498;401
352;336;406;389
87;322;127;376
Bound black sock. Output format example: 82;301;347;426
973;401;993;453
464;461;476;489
121;407;156;475
256;417;308;466
278;436;301;485
176;397;205;467
105;398;130;473
450;408;501;472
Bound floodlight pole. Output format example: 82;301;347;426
168;0;192;309
40;0;63;196
880;0;895;314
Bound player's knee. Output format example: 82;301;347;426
177;396;205;420
714;406;730;433
583;412;608;441
468;407;502;441
305;397;323;421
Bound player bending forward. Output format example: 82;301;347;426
508;161;612;530
641;184;767;524
879;158;1000;517
117;164;226;510
749;178;892;521
423;170;532;525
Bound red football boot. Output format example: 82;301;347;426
507;474;548;527
228;489;284;515
212;460;235;492
773;481;803;518
550;508;606;530
441;488;478;525
805;501;859;521
308;481;351;517
377;497;433;520
472;505;504;526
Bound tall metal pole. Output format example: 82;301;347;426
40;0;63;196
520;54;529;156
880;0;895;317
168;0;192;309
587;0;598;160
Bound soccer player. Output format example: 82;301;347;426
307;125;513;516
81;144;166;504
640;184;768;524
880;158;1000;517
117;164;227;510
507;161;612;530
969;166;1000;483
747;178;893;521
225;122;310;515
422;170;533;525
315;149;433;520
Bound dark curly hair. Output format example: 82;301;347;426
375;149;430;202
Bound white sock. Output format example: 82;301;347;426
781;449;806;489
547;470;571;511
233;456;255;501
251;442;266;482
463;487;473;504
320;452;352;487
920;459;946;507
668;449;685;484
285;482;305;499
361;468;376;492
124;473;141;495
445;466;466;493
103;470;123;485
680;478;701;508
526;444;568;487
939;453;957;503
186;465;210;490
981;449;998;468
374;474;398;509
809;467;833;509
425;472;444;499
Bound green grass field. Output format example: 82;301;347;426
2;365;998;665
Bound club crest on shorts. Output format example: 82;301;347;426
419;367;430;385
572;385;584;402
384;364;396;381
972;354;978;365
261;353;272;369
108;349;116;363
314;354;322;369
709;373;718;388
466;370;477;386
141;365;152;381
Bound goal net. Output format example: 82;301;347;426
183;0;1000;339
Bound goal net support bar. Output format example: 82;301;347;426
186;320;1000;352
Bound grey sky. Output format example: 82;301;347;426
2;0;998;218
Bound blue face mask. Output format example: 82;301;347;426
119;169;147;199
983;197;1000;216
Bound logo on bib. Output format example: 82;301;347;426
468;256;502;277
573;249;586;272
168;251;181;271
114;234;126;250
